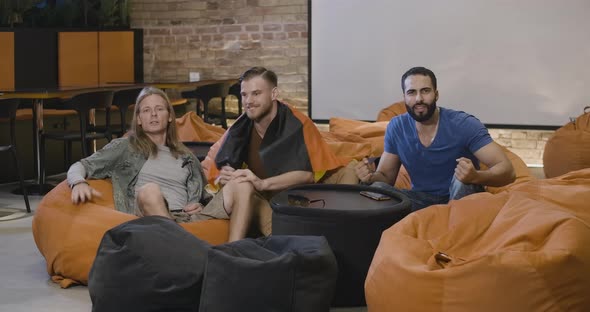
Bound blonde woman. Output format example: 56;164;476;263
67;87;219;222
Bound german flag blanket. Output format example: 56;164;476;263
202;101;346;186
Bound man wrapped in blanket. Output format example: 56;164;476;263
199;67;357;241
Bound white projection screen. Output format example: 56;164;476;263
310;0;590;127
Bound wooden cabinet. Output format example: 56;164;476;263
0;32;15;90
0;29;143;90
1;29;59;90
59;32;99;87
59;31;138;87
99;31;136;84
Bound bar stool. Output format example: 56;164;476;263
11;100;77;195
199;82;243;129
99;87;142;137
183;141;214;161
0;98;31;213
220;82;243;128
41;90;115;183
181;83;229;127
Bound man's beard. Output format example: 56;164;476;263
246;101;273;123
406;101;437;122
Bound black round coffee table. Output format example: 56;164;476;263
270;184;411;307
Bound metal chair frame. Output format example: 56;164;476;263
41;90;115;183
0;98;31;213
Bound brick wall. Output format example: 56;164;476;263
130;0;552;166
489;129;554;166
130;0;309;104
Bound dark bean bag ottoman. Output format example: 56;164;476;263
199;235;338;312
89;216;211;312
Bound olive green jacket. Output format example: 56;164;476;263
80;138;209;214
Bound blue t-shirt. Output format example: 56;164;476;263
384;107;492;196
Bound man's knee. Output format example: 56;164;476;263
223;180;256;214
136;183;168;216
321;161;359;184
449;176;485;200
136;183;162;205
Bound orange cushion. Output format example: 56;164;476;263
376;101;407;122
329;117;388;138
329;117;388;157
320;131;374;161
171;98;188;107
485;146;536;194
176;111;225;142
329;117;372;133
5;108;77;121
32;180;228;288
393;166;412;190
365;168;590;311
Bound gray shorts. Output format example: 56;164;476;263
170;190;230;223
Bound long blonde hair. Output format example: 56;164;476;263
129;87;190;158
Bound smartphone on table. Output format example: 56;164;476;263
359;191;391;201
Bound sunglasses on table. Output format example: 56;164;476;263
287;194;326;208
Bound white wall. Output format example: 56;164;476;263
311;0;590;126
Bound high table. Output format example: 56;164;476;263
0;85;134;194
150;78;237;91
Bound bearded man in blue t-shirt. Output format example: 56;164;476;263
355;67;515;211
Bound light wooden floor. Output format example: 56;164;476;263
0;179;93;312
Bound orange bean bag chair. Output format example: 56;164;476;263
176;111;226;142
365;168;590;312
329;117;389;157
320;131;374;162
328;115;533;193
376;101;407;122
543;108;590;178
484;146;536;193
32;180;229;288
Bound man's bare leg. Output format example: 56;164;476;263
136;183;172;219
223;181;257;242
